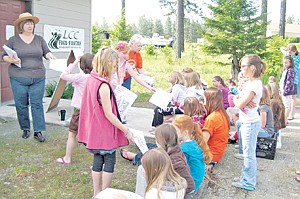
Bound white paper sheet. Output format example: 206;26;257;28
130;128;149;154
5;25;14;40
115;85;137;120
149;88;172;109
73;49;84;58
226;107;239;115
49;59;67;72
2;45;21;67
95;188;142;199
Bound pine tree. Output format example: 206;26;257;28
153;19;164;36
201;0;267;80
164;16;173;38
138;15;154;37
110;15;132;42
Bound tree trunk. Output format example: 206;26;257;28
261;0;267;37
279;0;286;38
231;53;240;81
176;0;184;58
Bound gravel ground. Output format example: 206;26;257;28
205;107;300;199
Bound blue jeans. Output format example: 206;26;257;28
236;121;243;154
132;143;157;165
297;83;300;98
239;120;260;189
10;77;46;132
122;76;132;90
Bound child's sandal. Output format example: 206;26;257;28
120;149;133;161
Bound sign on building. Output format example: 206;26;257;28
44;24;84;52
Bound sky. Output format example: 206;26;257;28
92;0;300;26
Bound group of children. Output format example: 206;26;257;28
55;35;299;197
55;34;157;198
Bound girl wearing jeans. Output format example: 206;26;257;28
232;54;266;191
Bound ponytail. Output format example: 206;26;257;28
193;123;212;164
261;61;266;75
241;54;266;78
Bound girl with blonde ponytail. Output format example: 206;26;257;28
172;115;212;196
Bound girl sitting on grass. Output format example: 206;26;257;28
135;123;195;197
184;71;204;99
266;82;286;133
183;97;207;128
212;76;230;109
257;86;274;138
202;87;230;165
142;148;187;199
151;71;187;129
172;115;212;197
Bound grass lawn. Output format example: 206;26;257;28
0;120;154;198
132;44;232;107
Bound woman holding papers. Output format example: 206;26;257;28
122;34;145;90
2;12;55;142
114;41;155;123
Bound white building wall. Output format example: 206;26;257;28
32;0;92;83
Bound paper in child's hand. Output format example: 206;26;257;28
130;128;148;154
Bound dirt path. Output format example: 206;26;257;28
205;107;300;198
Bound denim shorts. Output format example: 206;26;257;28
92;151;116;173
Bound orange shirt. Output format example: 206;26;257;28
124;51;143;80
202;110;229;162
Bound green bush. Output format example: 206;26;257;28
144;45;156;56
160;46;173;64
261;35;291;84
45;81;74;99
61;83;74;99
289;37;300;44
45;81;57;97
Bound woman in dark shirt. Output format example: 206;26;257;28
2;12;55;142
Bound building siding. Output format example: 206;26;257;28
32;0;92;83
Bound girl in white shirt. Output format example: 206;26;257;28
184;71;204;99
151;71;187;128
232;54;266;191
